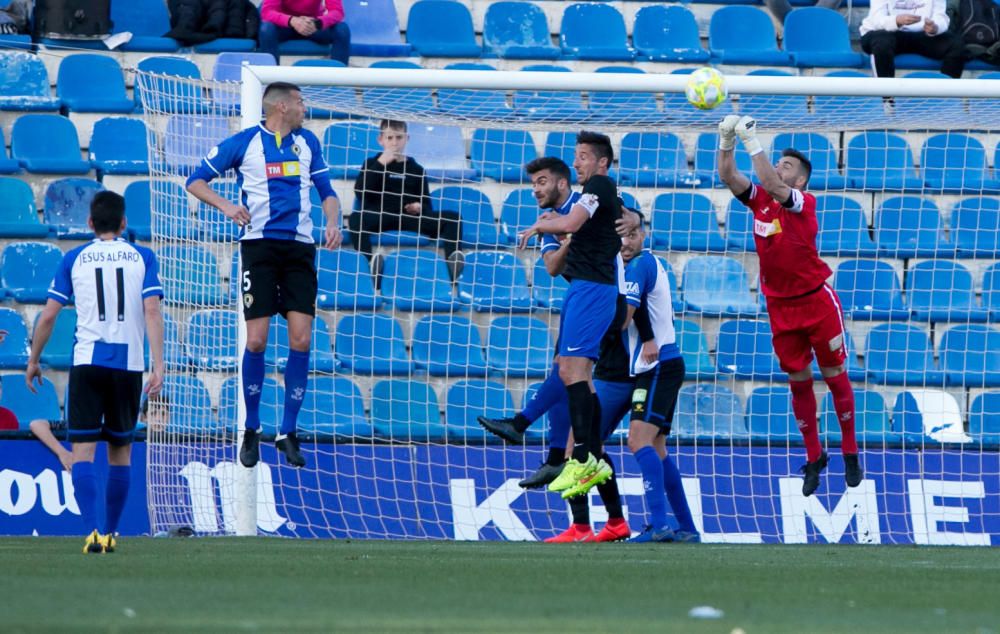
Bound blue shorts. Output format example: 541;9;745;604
595;379;634;442
557;280;618;360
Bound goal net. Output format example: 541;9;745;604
138;65;1000;545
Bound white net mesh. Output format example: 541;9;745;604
139;67;1000;545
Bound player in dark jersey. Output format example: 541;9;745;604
718;115;863;496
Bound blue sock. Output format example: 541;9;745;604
634;446;667;529
71;461;99;533
105;465;131;535
522;363;564;423
280;349;309;436
546;392;570;455
663;454;697;533
242;349;265;432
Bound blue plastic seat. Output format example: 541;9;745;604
0;34;32;51
694;132;752;187
164;115;230;175
336;313;413;375
724;199;755;252
893;71;955;120
985;263;1000;321
160;313;189;370
808;329;866;381
0;51;61;111
1;374;60;425
407;0;481;57
875;196;953;258
291;60;352;119
316;249;380;310
814;195;878;256
814;70;888;126
674;319;716;379
299;376;373;439
833;259;909;321
633;5;709;63
952;197;1000;257
43;178;105;239
656;257;685;313
486;316;552;377
514;66;586;121
219;377;283;435
616;133;691;188
381;249;459;311
111;0;180;52
739;70;810;122
266;316;338;373
458;250;533;312
940;325;1000;387
682;256;759;316
709;6;792;65
89;118;150;175
907;260;988;323
783;7;866;67
470;129;537;184
412;315;488;377
746;386;799;442
846;132;923;191
445;380;513;442
769;132;846;190
343;0;412;56
673;383;746;440
161;375;219;433
134;56;204;113
35;308;75;369
500;189;538;245
123;179;193;242
651;193;726;252
185;309;239;371
12;114;89;174
438;63;514;121
370;379;445;441
0;177;49;237
0;309;30;368
532;257;569;312
820;389;898;445
921;133;1000;193
433;185;505;247
890;389;967;445
969;392;1000;447
1;242;62;303
483;2;560;60
210;52;276;111
560;3;634;61
194;180;241;242
159;245;226;306
865;324;945;385
0;129;19;174
362;61;433;115
407;123;478;182
716;320;785;380
56;54;133;113
589;67;659;123
324;123;378;180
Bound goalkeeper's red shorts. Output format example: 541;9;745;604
767;283;848;374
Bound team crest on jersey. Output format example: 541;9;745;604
243;293;254;309
291;143;301;156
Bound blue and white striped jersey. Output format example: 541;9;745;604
624;250;679;376
186;124;337;244
539;191;625;293
48;238;163;372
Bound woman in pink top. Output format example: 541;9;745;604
260;0;351;64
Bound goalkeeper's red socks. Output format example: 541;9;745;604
824;371;858;455
790;378;823;463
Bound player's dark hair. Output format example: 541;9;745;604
576;130;614;166
263;81;301;101
90;191;125;234
782;148;812;186
379;119;407;132
525;156;571;183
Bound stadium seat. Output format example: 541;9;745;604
439;63;515;121
682;256;759;316
952;197;1000;257
406;1;481;57
161;375;218;434
769;132;846;190
381;249;460;311
483;2;560;60
316;249;380;310
819;389;899;445
324;122;378;180
724;199;755;252
0;309;30;368
0;34;31;50
560;3;634;61
865;324;946;385
432;186;505;248
111;0;180;52
185;309;240;371
370;379;445;441
832;259;909;320
1;242;61;303
412;315;489;377
1;374;59;425
11;114;89;174
814;195;878;257
266;316;338;373
746;386;799;442
195;180;242;242
875;196;953;258
939;325;1000;387
342;0;413;56
783;7;866;68
335;313;413;375
514;66;587;121
891;389;969;444
739;70;810;122
122;179;193;242
633;5;709;63
299;376;373;439
921;133;1000;193
651;193;727;252
543;131;579;176
445;380;513;442
500;189;538;245
0;129;19;174
219;377;284;435
159;245;227;306
616;133;692;188
89;118;150;175
716;320;784;380
907;260;988;323
657;257;684;313
43;178;104;239
458;250;533;312
846;131;923;191
470;129;537;184
674;319;717;380
362;61;433;116
291;60;352;119
210;52;276;111
813;70;889;126
164;115;230;175
134;56;205;113
709;6;792;66
407;123;478;182
0;177;49;237
808;329;866;381
57;54;133;113
673;383;746;440
893;71;955;120
969;392;1000;447
662;68;736;127
589;67;659;123
985;263;1000;321
0;51;61;111
694;133;752;187
160;313;189;370
486;316;552;377
532;257;569;312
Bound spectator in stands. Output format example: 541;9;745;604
259;0;351;65
765;0;841;27
0;0;32;35
165;0;261;47
30;420;73;471
350;119;463;280
860;0;966;77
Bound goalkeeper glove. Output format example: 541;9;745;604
718;115;740;151
735;115;763;156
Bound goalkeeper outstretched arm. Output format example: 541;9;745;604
733;116;796;205
717;115;751;197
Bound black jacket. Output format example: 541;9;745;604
165;0;260;46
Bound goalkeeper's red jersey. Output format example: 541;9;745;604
739;184;832;298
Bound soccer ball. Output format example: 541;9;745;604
685;67;728;111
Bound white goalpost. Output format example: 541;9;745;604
140;63;1000;545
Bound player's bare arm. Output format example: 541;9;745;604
29;419;74;471
518;206;588;249
615;207;641;236
143;295;165;398
621;304;658;364
717;115;751;196
542;233;572;277
187;179;251;226
26;299;62;394
322;195;343;249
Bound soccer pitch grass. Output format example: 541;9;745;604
1;538;998;633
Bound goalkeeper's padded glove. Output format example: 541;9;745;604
718;115;741;152
735;115;763;156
